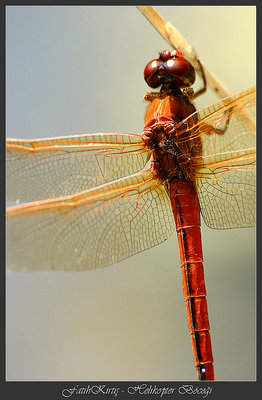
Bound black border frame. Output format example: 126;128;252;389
1;1;260;399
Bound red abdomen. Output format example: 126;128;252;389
169;177;214;380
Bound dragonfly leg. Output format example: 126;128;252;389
144;91;160;102
204;113;232;136
190;48;207;99
214;109;232;134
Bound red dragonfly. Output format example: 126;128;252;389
6;48;256;381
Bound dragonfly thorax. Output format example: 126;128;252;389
142;62;199;182
150;141;191;181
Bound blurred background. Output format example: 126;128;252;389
6;6;256;381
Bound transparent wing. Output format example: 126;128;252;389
7;132;149;202
186;86;256;229
7;170;175;271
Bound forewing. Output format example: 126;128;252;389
187;87;256;229
7;133;149;202
7;170;175;271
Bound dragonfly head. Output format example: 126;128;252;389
144;50;195;89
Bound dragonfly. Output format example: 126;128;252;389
6;40;256;381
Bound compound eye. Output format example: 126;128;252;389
144;50;196;88
144;59;163;88
166;57;190;78
165;57;196;87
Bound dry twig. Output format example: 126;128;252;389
137;6;230;98
137;6;255;130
